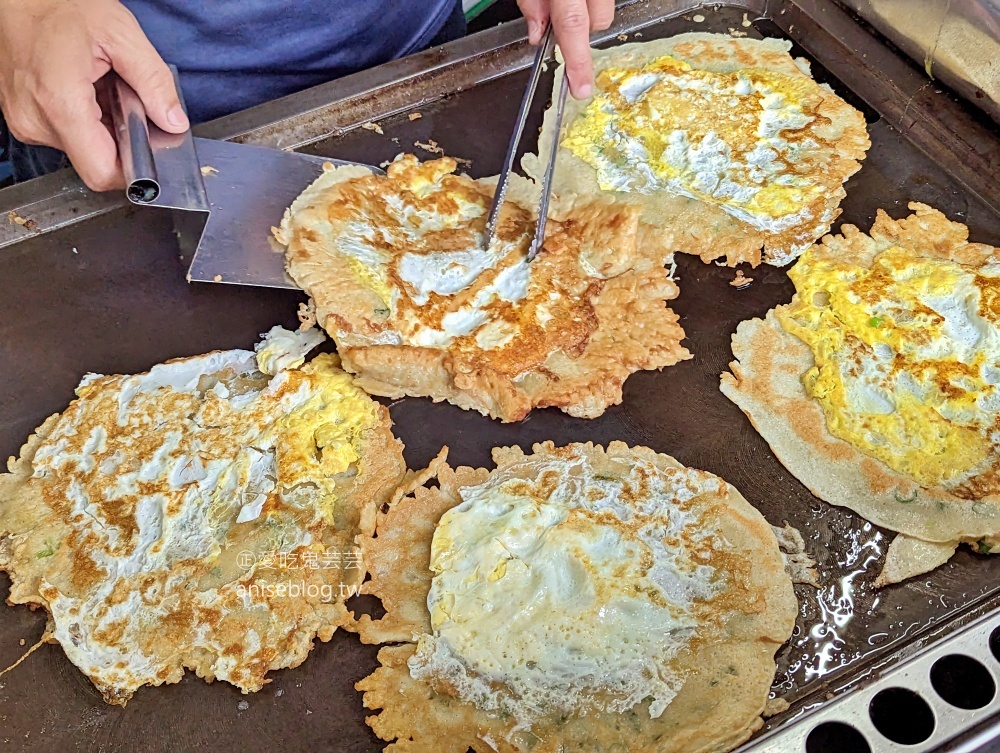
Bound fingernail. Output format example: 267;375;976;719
167;104;189;129
577;82;592;99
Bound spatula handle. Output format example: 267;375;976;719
105;70;161;203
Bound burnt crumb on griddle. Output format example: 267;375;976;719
762;697;790;717
362;121;384;135
414;139;444;155
7;210;38;232
730;270;753;289
200;165;219;176
414;140;472;168
408;113;422;121
771;523;819;587
297;300;317;331
0;630;50;680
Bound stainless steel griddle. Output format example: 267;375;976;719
2;2;1000;752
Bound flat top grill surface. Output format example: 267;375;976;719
1;4;1000;752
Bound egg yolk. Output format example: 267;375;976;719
275;354;381;489
779;247;1000;487
562;54;823;225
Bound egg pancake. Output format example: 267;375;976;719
278;154;690;422
353;442;797;753
721;203;1000;585
0;327;407;704
525;33;870;267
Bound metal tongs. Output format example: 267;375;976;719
484;25;569;261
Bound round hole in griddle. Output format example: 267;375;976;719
868;687;935;745
931;654;996;709
805;721;871;753
990;625;1000;664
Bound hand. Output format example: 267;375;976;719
0;0;189;191
517;0;615;99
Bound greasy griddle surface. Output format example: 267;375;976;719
2;6;1000;752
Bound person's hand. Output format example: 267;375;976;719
0;0;188;191
517;0;615;99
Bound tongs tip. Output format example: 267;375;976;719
485;25;567;261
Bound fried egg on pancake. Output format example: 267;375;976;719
277;154;690;422
0;327;406;704
524;33;870;267
721;203;1000;585
353;442;797;753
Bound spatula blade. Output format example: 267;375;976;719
187;138;380;289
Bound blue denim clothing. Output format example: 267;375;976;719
122;0;461;124
4;0;465;183
8;142;69;183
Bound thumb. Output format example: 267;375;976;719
104;18;188;133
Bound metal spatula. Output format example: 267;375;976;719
106;68;384;289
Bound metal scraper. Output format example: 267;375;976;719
106;67;384;289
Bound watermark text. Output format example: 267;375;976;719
236;548;361;571
236;581;362;602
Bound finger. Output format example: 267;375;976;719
2;104;55;148
47;86;123;191
550;0;593;98
517;0;549;45
587;0;614;31
102;10;188;133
